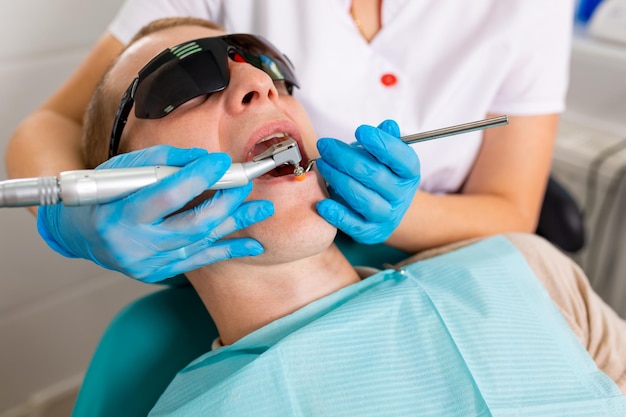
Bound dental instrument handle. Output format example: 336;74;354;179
400;115;509;145
0;176;61;207
303;115;510;173
58;166;181;206
0;159;278;207
62;160;278;205
60;159;279;205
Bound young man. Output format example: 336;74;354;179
82;17;626;416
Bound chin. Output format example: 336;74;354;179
238;171;337;264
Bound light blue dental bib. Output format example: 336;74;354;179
150;236;626;416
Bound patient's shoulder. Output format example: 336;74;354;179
502;232;575;275
395;233;570;273
503;232;562;254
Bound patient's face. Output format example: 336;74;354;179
108;25;336;264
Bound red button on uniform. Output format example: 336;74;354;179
380;73;398;87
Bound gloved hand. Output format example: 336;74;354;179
315;120;421;244
37;145;274;283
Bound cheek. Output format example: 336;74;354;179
125;116;222;152
124;120;161;151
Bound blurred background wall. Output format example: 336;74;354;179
0;2;154;416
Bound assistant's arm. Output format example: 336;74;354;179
387;113;558;252
5;32;124;215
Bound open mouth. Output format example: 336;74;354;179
248;133;310;179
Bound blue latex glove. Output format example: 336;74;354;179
37;145;274;283
315;120;421;244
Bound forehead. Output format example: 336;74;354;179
109;25;226;93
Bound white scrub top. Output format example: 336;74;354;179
109;0;574;193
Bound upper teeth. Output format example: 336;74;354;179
258;132;288;143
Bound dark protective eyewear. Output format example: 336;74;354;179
109;34;299;157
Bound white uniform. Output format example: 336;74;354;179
109;0;573;193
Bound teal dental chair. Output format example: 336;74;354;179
71;178;584;416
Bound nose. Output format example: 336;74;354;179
223;60;280;114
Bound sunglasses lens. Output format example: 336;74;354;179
132;35;298;120
224;34;298;88
134;48;230;119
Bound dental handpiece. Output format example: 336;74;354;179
0;138;302;207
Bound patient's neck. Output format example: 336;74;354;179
187;244;360;345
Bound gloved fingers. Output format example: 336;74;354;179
317;137;370;172
98;144;209;170
138;238;264;283
37;205;81;258
118;153;233;224
315;158;395;222
160;184;255;230
92;185;270;272
178;235;264;264
376;119;401;137
109;192;272;258
92;223;215;279
158;198;273;251
201;200;274;241
317;138;415;202
354;123;421;179
157;213;269;269
316;199;387;244
319;150;414;203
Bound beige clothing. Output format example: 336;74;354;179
397;233;626;393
